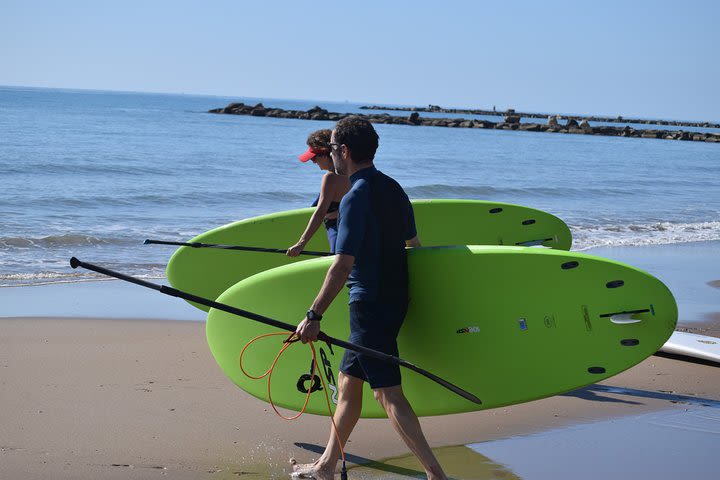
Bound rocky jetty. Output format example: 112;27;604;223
360;104;720;129
209;103;720;143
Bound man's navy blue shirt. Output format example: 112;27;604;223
335;166;417;303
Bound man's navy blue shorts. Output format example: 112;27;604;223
339;300;408;389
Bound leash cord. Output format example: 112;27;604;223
239;332;347;475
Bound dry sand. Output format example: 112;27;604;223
1;316;718;480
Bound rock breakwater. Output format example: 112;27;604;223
209;103;720;143
361;104;720;130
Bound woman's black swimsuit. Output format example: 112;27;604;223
311;195;341;252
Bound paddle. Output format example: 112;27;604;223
143;239;332;257
69;257;482;405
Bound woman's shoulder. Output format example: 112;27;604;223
323;171;343;180
322;172;350;186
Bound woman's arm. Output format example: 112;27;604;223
406;236;421;247
287;173;337;257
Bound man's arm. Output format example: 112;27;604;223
295;253;355;343
404;198;419;248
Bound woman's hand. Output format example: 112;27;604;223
286;240;307;257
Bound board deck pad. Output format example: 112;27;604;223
207;246;677;417
167;199;572;312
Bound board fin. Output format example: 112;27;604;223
609;313;642;324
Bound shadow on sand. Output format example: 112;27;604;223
563;384;720;408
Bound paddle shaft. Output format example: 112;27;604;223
144;239;332;257
69;257;481;404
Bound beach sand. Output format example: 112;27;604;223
2;316;718;480
2;241;718;479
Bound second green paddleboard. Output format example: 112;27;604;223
167;199;572;311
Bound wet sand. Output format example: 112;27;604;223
677;314;720;335
468;407;720;480
2;316;719;480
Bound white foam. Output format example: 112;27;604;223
0;271;165;288
571;221;720;250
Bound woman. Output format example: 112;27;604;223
287;129;351;256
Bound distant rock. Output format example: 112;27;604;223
473;120;495;128
223;102;245;114
621;126;636;137
250;103;266;116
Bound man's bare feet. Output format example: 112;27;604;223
289;458;335;479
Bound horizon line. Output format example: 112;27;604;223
1;83;717;125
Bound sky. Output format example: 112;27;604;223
2;0;719;122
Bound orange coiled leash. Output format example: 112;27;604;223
240;332;348;479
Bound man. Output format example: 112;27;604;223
292;117;447;480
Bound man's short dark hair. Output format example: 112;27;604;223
334;116;379;163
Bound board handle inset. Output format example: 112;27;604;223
515;237;554;247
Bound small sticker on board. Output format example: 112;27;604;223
457;326;481;334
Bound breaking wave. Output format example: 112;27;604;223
572;221;720;250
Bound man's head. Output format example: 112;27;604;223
330;116;379;175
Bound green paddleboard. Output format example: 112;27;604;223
167;199;572;312
207;246;676;417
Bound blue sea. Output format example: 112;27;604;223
1;85;719;289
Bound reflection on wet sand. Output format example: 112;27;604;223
296;443;518;480
469;407;720;480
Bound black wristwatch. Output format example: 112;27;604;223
306;309;323;322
